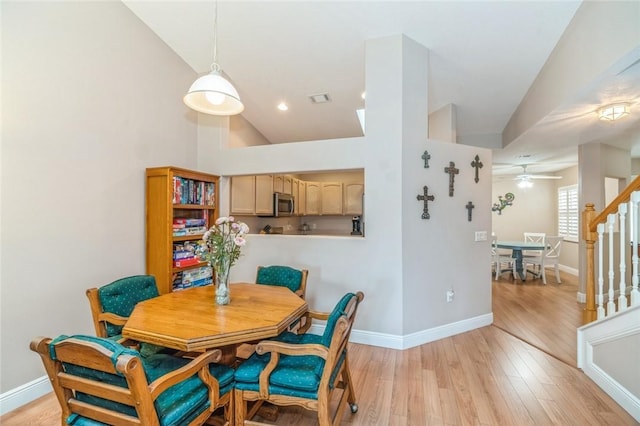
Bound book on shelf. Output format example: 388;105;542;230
173;226;207;237
173;257;201;268
173;218;207;227
172;266;213;291
172;177;217;206
173;250;195;260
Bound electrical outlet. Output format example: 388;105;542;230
475;231;488;242
446;289;455;303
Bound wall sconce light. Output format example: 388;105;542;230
598;103;630;121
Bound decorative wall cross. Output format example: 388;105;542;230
466;201;475;222
422;150;431;168
470;155;483;183
416;186;435;219
444;161;459;196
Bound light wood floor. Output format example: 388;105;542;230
3;271;637;425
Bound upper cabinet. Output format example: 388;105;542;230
344;183;364;215
230;175;256;215
321;182;343;215
274;175;293;195
230;171;363;218
305;182;321;215
231;175;273;215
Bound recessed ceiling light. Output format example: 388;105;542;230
309;93;331;104
361;91;366;100
277;102;288;111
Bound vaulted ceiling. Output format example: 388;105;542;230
123;1;640;178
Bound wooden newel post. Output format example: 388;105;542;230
582;203;597;324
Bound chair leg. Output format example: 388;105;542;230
541;266;547;284
555;265;561;283
234;389;246;425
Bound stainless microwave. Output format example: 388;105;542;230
272;192;294;217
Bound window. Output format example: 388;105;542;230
558;185;578;242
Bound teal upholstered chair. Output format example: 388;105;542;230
234;291;364;425
30;334;234;426
86;275;159;339
86;275;167;357
256;265;308;299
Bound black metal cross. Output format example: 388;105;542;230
471;155;483;183
444;161;459;197
422;150;431;168
466;201;475;222
416;186;435;219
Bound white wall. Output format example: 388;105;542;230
196;35;493;342
1;1;199;393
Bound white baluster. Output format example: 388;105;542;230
606;213;616;316
597;223;605;319
631;192;640;306
618;203;627;312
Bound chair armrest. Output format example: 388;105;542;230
98;312;128;326
295;309;330;334
307;310;330;321
256;340;328;359
147;349;223;399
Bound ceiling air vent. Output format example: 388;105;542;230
309;93;331;104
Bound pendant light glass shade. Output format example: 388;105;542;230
183;0;244;116
183;70;244;115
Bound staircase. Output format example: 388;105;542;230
577;175;640;422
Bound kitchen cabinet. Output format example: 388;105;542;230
298;180;306;215
255;175;274;215
274;175;293;195
230;176;256;215
305;182;321;215
231;175;273;215
343;183;364;215
273;175;284;193
321;182;343;215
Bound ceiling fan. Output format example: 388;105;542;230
515;164;561;188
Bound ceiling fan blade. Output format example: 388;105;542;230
528;175;562;180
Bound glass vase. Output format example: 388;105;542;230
214;258;231;305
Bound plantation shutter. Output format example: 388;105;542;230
558;185;578;242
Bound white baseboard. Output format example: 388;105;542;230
310;312;494;350
0;375;51;416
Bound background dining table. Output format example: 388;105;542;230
495;240;546;281
122;282;308;364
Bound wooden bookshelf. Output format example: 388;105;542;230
145;166;219;294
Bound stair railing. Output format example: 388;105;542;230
582;176;640;324
583;175;640;323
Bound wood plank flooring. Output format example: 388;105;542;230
3;271;637;425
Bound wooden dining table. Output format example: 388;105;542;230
495;240;546;281
122;282;308;364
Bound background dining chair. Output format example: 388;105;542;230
30;334;234;426
255;265;308;299
234;291;364;426
86;275;169;356
523;232;546;276
492;235;515;280
526;236;563;284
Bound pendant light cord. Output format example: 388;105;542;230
211;0;220;73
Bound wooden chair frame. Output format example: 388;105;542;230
234;292;364;426
86;287;127;338
30;336;232;426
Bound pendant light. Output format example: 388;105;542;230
183;1;244;116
